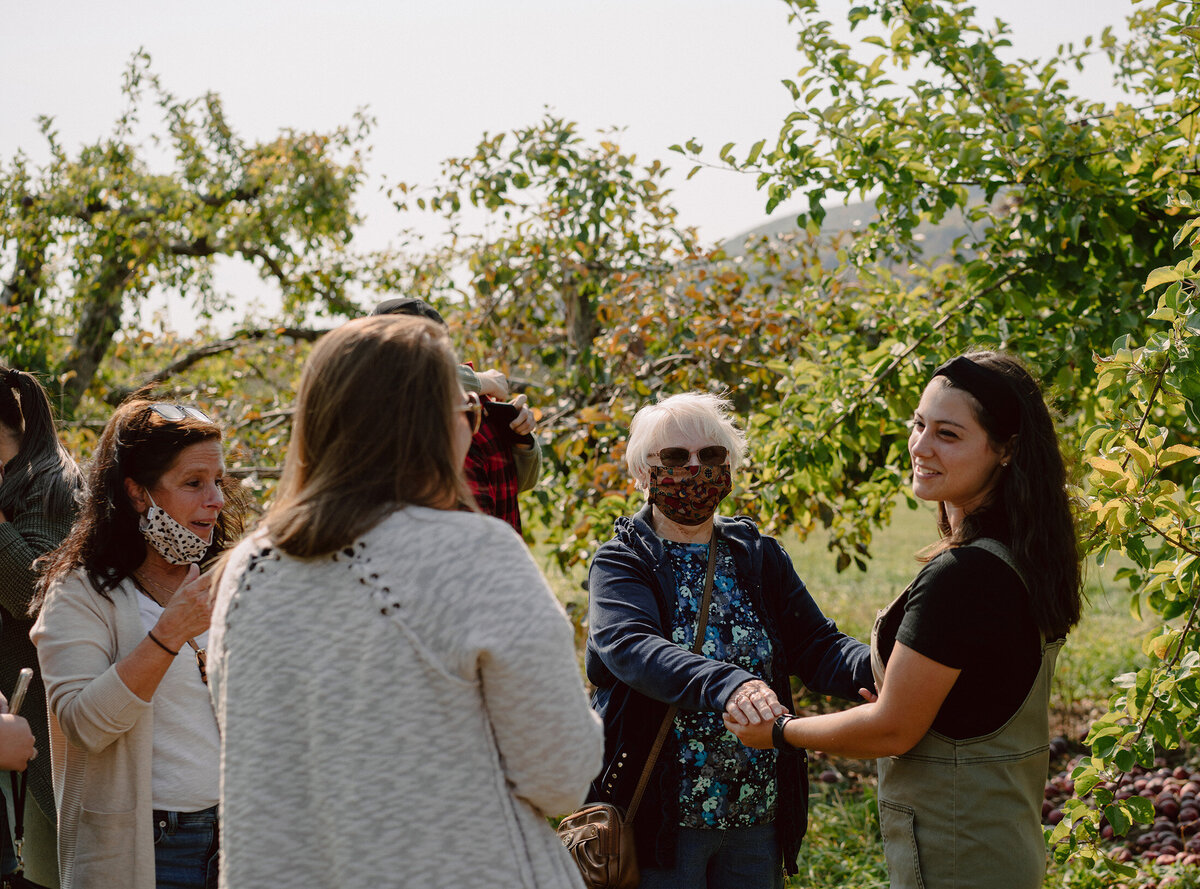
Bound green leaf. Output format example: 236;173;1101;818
1074;772;1102;796
1126;795;1155;824
1134;732;1156;768
1049;817;1074;845
1109;861;1139;879
1104;803;1131;836
1113;748;1135;772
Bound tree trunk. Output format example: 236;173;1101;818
58;256;136;416
562;279;594;369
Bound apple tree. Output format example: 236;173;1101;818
673;0;1200;566
0;51;382;417
395;116;850;567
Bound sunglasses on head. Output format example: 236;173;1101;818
150;403;212;423
650;445;729;468
457;392;482;435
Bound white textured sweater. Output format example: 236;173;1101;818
209;506;603;889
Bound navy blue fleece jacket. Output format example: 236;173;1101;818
584;504;873;875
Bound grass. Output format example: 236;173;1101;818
535;502;1166;888
790;781;889;888
781;502;937;640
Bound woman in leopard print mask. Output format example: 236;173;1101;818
32;395;247;889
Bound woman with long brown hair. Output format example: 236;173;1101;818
208;315;602;888
32;396;246;889
726;351;1082;889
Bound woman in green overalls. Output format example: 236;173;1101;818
726;351;1082;889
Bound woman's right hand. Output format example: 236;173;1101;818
154;564;214;648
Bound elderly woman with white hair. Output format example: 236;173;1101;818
584;392;873;889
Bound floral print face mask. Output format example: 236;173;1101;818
139;493;212;565
649;464;733;526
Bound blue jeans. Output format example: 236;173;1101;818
152;806;218;889
638;822;784;889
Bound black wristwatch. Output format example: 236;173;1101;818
772;714;797;750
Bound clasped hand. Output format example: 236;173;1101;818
723;679;784;728
723;685;879;750
508;394;536;438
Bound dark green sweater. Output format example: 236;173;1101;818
0;487;74;821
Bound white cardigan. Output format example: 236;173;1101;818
31;575;167;889
209;506;603;889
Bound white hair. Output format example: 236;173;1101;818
625;392;748;492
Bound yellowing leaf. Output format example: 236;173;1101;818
1126;444;1153;475
1150;633;1175;660
1144;266;1183;291
1087;457;1123;476
577;407;611;424
1159;445;1200;467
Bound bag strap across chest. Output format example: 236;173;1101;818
626;528;719;824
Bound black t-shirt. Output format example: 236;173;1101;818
876;544;1040;740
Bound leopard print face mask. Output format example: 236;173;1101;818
648;464;732;526
138;493;212;565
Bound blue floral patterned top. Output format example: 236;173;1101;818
664;538;777;828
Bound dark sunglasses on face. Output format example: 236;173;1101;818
150;403;212;423
457;391;483;435
650;445;729;468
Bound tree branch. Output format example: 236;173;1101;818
168;237;218;258
71;185;265;225
227;466;283;479
105;326;330;403
1123;365;1168;472
814;266;1026;438
1137;516;1200;559
1121;538;1200;758
240;246;290;283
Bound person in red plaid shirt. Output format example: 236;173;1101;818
371;298;540;533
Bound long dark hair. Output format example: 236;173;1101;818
36;393;247;606
920;351;1082;639
0;368;84;523
266;315;476;558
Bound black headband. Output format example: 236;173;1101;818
932;356;1020;436
3;369;20;389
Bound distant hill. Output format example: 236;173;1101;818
719;191;988;264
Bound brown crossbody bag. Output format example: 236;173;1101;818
556;529;719;889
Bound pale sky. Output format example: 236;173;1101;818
3;0;1136;325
